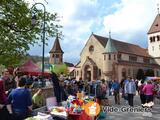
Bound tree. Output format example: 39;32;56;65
136;69;145;80
0;0;62;66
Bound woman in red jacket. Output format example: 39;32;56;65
0;80;10;120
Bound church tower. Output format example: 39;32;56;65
103;32;118;80
148;7;160;65
49;34;64;64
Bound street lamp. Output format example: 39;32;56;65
32;3;46;77
9;3;46;77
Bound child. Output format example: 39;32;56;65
32;88;43;109
97;97;109;120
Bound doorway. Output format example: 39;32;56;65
84;65;92;81
86;71;91;81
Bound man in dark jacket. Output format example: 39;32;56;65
51;72;61;105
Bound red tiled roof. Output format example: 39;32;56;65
118;60;160;68
148;14;160;34
93;34;150;57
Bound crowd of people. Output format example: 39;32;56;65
0;68;160;120
0;69;53;120
108;76;160;107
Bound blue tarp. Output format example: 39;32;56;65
145;77;160;81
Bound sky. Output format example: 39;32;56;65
27;0;160;64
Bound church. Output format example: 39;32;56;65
75;13;160;81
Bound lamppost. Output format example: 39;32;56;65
32;3;46;77
9;3;46;77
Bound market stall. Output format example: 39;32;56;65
18;59;50;77
26;94;95;120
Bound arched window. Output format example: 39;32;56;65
150;37;153;43
89;45;94;52
153;36;155;42
157;35;160;41
108;54;111;60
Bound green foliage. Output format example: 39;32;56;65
0;53;25;67
50;64;69;74
0;0;62;66
0;64;5;75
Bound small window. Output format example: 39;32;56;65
52;54;55;57
157;35;160;41
152;46;154;51
89;45;94;52
143;58;150;63
150;37;153;43
108;54;111;60
114;54;116;60
153;36;155;42
118;53;121;60
129;56;137;62
157;71;159;76
56;54;59;58
155;24;159;27
104;55;106;60
60;57;62;62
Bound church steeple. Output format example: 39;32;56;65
103;31;117;80
104;31;117;53
49;34;64;54
49;34;64;64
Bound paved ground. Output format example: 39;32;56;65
104;95;160;120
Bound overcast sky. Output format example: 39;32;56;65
27;0;160;64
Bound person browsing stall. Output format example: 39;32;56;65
32;88;43;109
7;77;32;120
124;77;136;106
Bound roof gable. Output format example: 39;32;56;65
148;14;160;34
80;33;105;55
